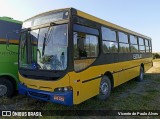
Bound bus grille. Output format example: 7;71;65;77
28;91;49;99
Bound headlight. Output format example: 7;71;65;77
54;86;72;92
64;87;68;91
58;88;62;91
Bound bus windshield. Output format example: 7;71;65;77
19;24;68;71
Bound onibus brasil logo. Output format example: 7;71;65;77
1;111;42;117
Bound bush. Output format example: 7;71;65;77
153;53;160;59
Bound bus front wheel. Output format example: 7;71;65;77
97;75;111;100
0;78;14;97
136;66;144;82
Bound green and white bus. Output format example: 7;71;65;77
0;17;22;97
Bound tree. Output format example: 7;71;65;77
153;53;160;59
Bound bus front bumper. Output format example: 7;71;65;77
18;83;73;106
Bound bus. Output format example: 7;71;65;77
18;8;152;106
0;17;22;97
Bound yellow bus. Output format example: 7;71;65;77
18;8;152;106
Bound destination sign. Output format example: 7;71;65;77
22;10;69;28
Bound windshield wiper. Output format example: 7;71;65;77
41;22;57;57
42;33;47;56
45;22;58;45
42;22;57;57
45;27;54;45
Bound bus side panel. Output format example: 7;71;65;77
118;58;140;85
69;63;119;104
117;58;152;86
0;44;18;84
68;72;81;104
0;20;21;87
69;57;152;104
144;58;153;72
69;70;101;104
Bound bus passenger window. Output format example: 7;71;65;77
139;46;145;53
119;43;130;53
118;32;130;53
101;27;116;41
130;35;139;52
149;40;152;52
146;46;150;52
130;45;139;52
103;41;118;53
74;32;99;71
118;32;128;43
145;39;149;52
101;26;118;53
138;37;145;53
139;38;144;45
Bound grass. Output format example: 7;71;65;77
0;61;160;118
1;74;160;118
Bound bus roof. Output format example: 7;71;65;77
0;16;22;24
24;8;70;22
76;9;151;40
24;8;151;40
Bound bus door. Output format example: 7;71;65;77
72;24;100;103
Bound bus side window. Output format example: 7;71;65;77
149;40;152;52
118;32;130;53
138;37;145;53
74;32;88;59
73;32;99;71
101;26;118;53
130;35;139;53
145;39;149;52
78;36;88;58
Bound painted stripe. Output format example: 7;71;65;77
82;76;102;83
0;38;19;44
112;61;152;74
82;61;152;83
112;65;140;74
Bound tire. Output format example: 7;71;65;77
136;66;144;82
0;78;14;98
97;75;111;100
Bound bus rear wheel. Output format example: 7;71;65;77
136;66;144;82
0;78;14;98
97;75;111;100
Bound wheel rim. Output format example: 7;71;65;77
100;82;109;95
0;85;7;96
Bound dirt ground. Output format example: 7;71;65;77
146;60;160;73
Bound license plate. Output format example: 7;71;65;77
54;95;65;101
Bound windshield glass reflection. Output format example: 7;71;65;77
19;24;68;71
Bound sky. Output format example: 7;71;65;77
0;0;160;52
